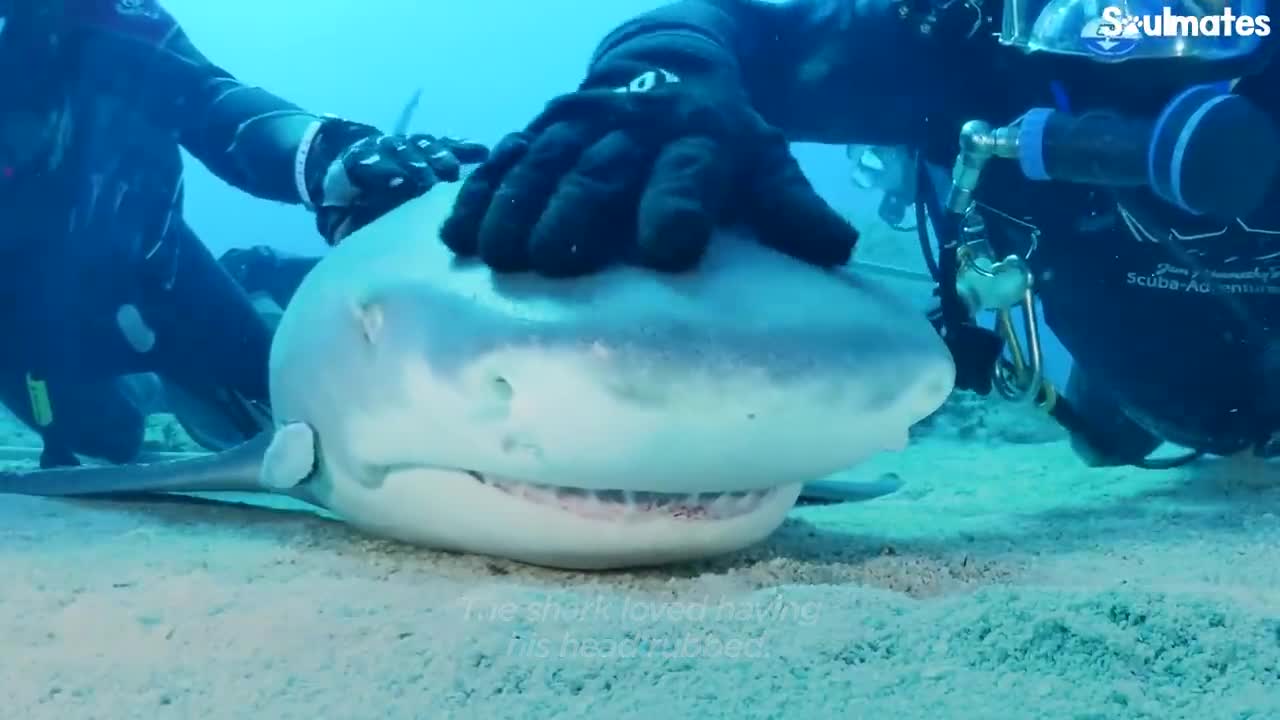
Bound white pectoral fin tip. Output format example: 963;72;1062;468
259;422;318;490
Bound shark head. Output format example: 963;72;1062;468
266;180;954;570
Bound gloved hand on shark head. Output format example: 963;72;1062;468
438;41;860;277
303;117;490;244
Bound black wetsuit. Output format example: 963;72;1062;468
586;0;1280;459
0;0;328;465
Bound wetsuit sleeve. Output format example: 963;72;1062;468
590;0;956;146
72;0;324;205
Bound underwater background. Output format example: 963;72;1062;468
2;1;1279;718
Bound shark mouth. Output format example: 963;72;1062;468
466;471;778;522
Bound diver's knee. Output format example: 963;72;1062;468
1063;366;1163;467
219;245;317;307
1068;422;1162;467
219;245;278;289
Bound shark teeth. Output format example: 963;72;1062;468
467;473;774;522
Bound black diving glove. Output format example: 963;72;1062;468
438;45;859;276
303;117;490;244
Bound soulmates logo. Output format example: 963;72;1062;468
1099;4;1272;38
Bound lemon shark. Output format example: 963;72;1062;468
0;177;955;569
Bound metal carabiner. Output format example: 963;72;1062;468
992;284;1045;403
953;240;1046;403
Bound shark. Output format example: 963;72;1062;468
0;176;955;570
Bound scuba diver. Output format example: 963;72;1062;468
431;0;1280;469
0;0;487;467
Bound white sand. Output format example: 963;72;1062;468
2;402;1278;720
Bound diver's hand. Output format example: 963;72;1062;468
304;117;489;244
439;54;858;276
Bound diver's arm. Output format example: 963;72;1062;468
590;0;961;145
72;0;342;206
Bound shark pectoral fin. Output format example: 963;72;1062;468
799;474;906;505
259;422;317;490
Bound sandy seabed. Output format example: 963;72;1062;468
1;406;1278;720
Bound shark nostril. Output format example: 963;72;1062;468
500;433;544;460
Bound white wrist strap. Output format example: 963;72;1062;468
294;118;324;209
